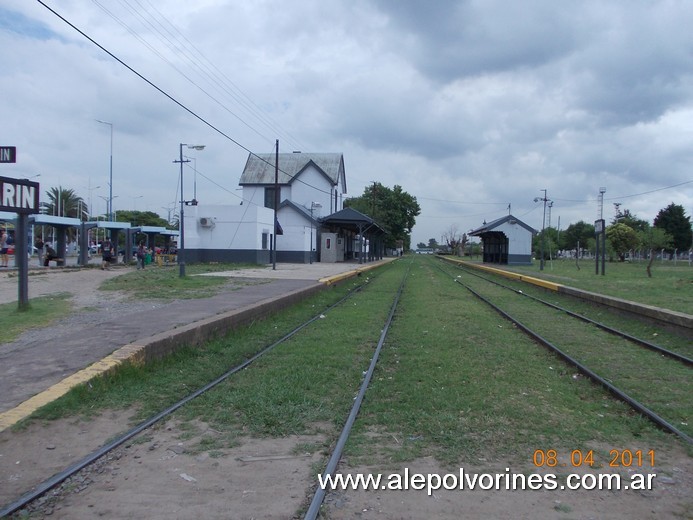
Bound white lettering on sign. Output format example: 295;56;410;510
2;183;36;210
0;148;11;162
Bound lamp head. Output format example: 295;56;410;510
188;145;206;151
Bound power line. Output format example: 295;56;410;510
38;0;334;199
552;179;693;204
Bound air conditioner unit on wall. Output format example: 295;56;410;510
199;217;215;227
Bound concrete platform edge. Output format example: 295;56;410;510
441;257;692;330
0;276;348;432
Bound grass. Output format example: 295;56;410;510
0;292;73;343
0;263;264;342
344;258;679;468
17;256;689;470
478;257;693;314
453;268;692;439
99;262;260;300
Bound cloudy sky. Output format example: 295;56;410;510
2;0;692;246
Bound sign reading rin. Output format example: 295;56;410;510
0;176;40;214
0;146;17;163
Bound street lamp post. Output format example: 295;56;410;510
534;189;549;271
95;120;114;221
184;155;199;205
131;195;143;211
309;202;322;264
86;184;101;220
174;143;205;277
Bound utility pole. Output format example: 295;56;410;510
596;187;606;275
273;139;279;270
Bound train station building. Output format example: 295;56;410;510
469;214;536;265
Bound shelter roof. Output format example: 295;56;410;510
320;207;386;235
80;220;131;230
469;214;537;236
28;214;81;227
239;152;345;190
129;226;170;234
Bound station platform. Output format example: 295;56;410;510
0;260;394;431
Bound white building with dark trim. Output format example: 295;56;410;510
469;214;537;265
185;152;349;263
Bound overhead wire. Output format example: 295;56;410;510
36;2;691;235
38;0;335;203
133;0;307;151
90;0;284;147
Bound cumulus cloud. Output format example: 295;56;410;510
1;0;691;246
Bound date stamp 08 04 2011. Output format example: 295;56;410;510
533;449;655;469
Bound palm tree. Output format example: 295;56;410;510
42;186;87;243
43;186;87;220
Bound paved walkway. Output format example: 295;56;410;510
0;260;393;430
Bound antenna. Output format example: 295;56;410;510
598;187;606;220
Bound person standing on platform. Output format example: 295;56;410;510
136;241;146;270
0;231;8;268
101;237;114;270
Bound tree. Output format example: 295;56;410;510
653;203;692;253
560;220;595;252
427;238;439;249
41;186;87;242
638;227;674;278
345;183;421;250
612;206;649;233
115;210;169;228
441;225;467;255
606;223;639;261
532;227;559;261
43;186;87;220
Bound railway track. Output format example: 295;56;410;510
2;256;689;518
434;258;692;444
2;262;399;518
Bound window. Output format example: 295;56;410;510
262;232;268;249
326;238;331;249
264;187;276;209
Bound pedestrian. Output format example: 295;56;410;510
43;243;58;266
101;237;114;270
136;241;146;270
0;231;8;268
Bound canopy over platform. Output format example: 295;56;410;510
320;207;386;263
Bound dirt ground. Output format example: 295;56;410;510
0;412;691;519
0;268;691;518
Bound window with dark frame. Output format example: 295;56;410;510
264;187;276;209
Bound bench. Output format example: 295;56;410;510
43;257;65;267
156;254;177;266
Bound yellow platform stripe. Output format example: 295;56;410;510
0;344;146;432
440;257;563;292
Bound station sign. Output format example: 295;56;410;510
0;146;17;163
594;219;605;235
0;176;40;214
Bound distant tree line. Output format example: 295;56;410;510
427;202;691;262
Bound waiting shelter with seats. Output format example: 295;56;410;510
469;214;536;265
30;214;82;265
319;207;386;263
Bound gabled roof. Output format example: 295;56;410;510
320;207;386;235
239;152;345;191
279;200;320;224
469;214;537;236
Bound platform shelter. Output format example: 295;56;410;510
469;214;536;265
319;207;386;263
78;221;131;265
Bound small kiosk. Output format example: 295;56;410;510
469;214;536;265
